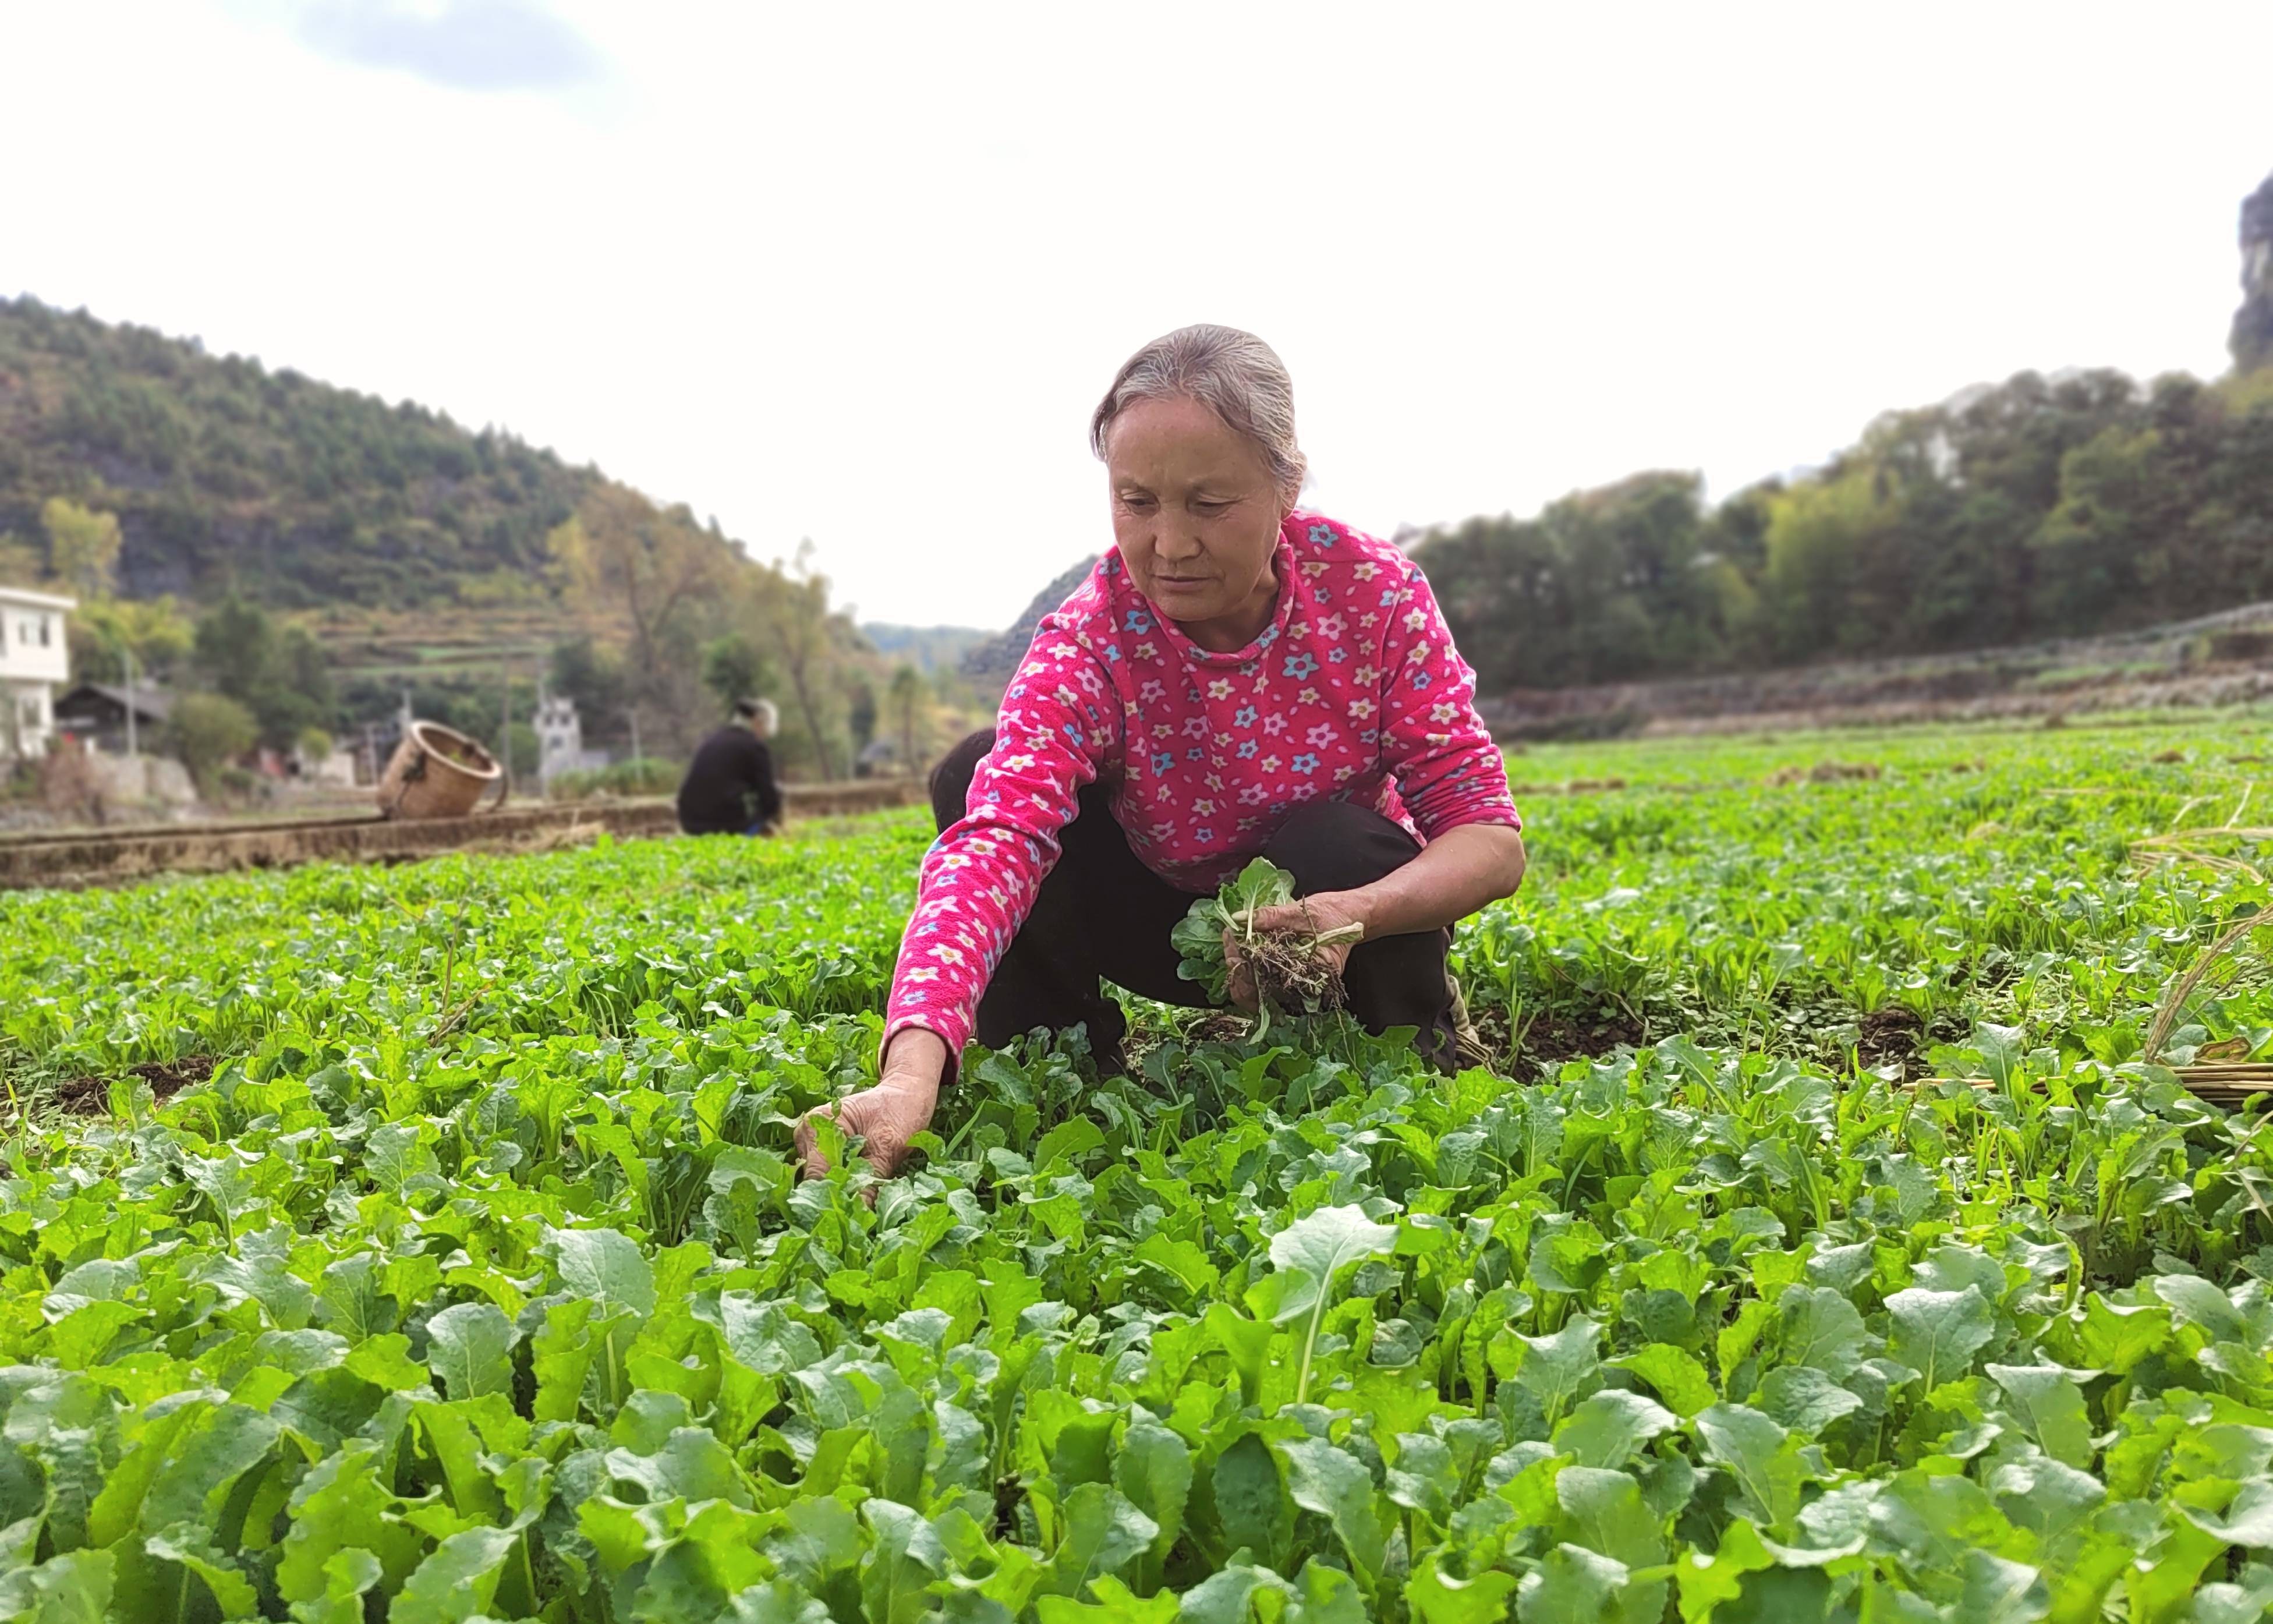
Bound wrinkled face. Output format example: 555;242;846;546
1106;395;1292;652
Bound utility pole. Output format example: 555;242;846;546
122;645;139;760
498;661;512;803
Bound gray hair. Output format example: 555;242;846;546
1090;325;1308;501
735;697;779;734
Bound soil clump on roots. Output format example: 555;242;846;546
1246;929;1350;1020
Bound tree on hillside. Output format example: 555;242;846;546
72;596;193;685
550;493;725;684
0;533;42;590
762;543;852;780
192;597;338;751
887;663;926;775
41;498;121;600
1415;363;2273;690
701;634;777;717
848;677;877;755
194;597;278;702
168;692;257;795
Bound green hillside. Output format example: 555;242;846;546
0;296;606;611
0;297;900;773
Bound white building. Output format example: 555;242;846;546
0;586;76;761
534;693;609;790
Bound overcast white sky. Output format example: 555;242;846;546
4;2;2270;629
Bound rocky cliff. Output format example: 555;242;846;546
2233;172;2273;373
960;554;1100;694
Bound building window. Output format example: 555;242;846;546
39;617;51;648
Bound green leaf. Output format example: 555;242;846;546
2157;1273;2260;1345
143;1524;259;1619
43;1301;140;1370
1985;1363;2096;1470
1134;1236;1221;1300
1755;1366;1864;1437
1035;1118;1106;1173
1269;1205;1399;1285
366;1124;444;1201
1988;1455;2104;1549
1957;1548;2050;1624
1286;1561;1367;1624
1408;1553;1520;1624
1176;860;1298;1000
1114;1421;1193;1558
2182;1479;2273;1548
1280;1437;1386;1587
4;1549;113;1624
1210;1434;1293;1572
286;1549;384;1624
1385;1433;1456;1520
548;1227;658;1319
424;1303;517;1402
1040;1482;1157;1600
1776;1286;1869;1378
1553;1389;1677;1468
1180;1563;1293;1624
531;1299;596;1423
1517;1543;1627;1623
724;1579;836;1624
1555;1467;1667;1623
1694;1404;1805;1536
277;1441;416;1605
2070;1294;2169;1374
1885;1286;1995;1389
1609;1345;1718;1419
1672;1517;1773;1622
391;1526;519;1624
1268;1205;1399;1402
342;1333;431;1393
1036;1576;1181;1624
1511;1316;1603;1429
93;1400;279;1546
862;1498;948;1624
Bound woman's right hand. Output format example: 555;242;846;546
795;1028;947;1180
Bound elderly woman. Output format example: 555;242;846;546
801;325;1525;1177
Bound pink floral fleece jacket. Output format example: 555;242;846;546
885;510;1522;1056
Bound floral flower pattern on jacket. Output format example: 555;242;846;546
885;510;1521;1056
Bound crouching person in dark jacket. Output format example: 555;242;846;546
677;698;784;836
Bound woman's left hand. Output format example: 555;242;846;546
1225;890;1369;1011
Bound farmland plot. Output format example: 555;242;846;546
1;715;2271;1622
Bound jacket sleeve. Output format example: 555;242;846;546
883;624;1121;1057
749;740;782;823
1373;560;1522;839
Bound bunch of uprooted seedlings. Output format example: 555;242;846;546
1173;858;1364;1039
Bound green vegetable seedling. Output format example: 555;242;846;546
1172;858;1365;1041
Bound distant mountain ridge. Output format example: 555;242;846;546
959;554;1100;693
861;622;990;675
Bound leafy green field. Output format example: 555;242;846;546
1;713;2271;1623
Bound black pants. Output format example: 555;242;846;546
931;730;1456;1070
